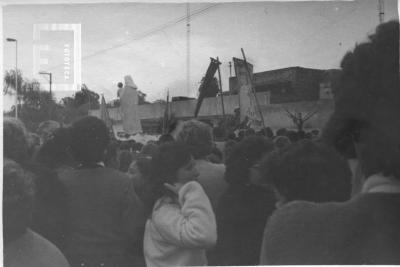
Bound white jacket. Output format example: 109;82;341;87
144;181;217;267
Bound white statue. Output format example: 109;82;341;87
120;75;142;134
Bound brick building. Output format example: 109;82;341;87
229;66;340;104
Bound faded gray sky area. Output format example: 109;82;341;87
2;0;399;110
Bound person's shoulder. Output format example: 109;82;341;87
196;159;225;172
103;166;131;178
22;161;57;179
6;229;70;267
273;200;343;220
266;200;349;237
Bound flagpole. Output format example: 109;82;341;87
240;48;266;129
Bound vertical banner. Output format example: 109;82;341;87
233;57;262;130
100;95;112;129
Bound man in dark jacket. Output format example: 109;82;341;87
59;116;146;267
260;20;400;265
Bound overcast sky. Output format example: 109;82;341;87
2;0;399;110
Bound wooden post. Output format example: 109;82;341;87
216;57;226;119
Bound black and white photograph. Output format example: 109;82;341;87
2;0;400;266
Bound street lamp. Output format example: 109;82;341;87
38;71;52;98
39;71;53;119
6;38;18;118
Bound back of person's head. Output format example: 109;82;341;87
69;116;110;164
223;139;237;163
104;141;119;169
237;130;245;141
120;141;131;151
142;142;192;214
227;131;236;140
3;117;29;163
304;132;313;140
119;150;133;173
128;140;136;149
286;130;299;143
140;142;159;156
158;134;174;144
136;143;159;177
150;142;192;184
265;127;274;139
35;127;73;169
323;20;400;179
132;142;144;152
27;133;40;158
3;158;34;244
245;128;256;137
117;82;123;88
273;135;291;150
225;136;274;185
261;139;351;204
276;128;287;137
37;120;61;145
207;146;223;164
175;119;213;159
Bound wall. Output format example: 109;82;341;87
91;93;334;131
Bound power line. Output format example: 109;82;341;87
46;3;220;71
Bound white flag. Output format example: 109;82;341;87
233;57;263;130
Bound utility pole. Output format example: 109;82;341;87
186;2;191;97
216;57;225;119
378;0;384;23
39;71;53;119
229;61;232;77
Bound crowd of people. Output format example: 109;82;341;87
3;20;399;266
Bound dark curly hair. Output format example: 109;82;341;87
261;139;351;203
175;119;213;159
69;116;110;164
141;142;192;215
35;127;73;169
225;136;274;185
3;158;35;244
3;117;29;163
322;20;400;179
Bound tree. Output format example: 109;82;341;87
3;69;104;130
3;74;61;131
283;107;318;132
200;76;219;98
18;89;61;131
59;84;101;124
3;69;23;95
59;84;100;110
74;84;100;109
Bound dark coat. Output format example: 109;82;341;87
23;162;68;251
209;184;276;266
59;167;146;267
260;193;400;265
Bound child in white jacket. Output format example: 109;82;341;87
143;142;217;267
